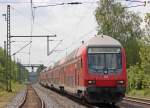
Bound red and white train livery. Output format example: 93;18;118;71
39;35;127;104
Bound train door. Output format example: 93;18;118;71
63;67;66;86
75;58;81;86
62;67;65;85
75;63;77;86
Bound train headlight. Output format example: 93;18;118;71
88;80;96;84
117;80;124;84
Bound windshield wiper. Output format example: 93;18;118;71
107;67;116;70
89;67;104;72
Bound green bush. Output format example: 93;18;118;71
127;65;144;90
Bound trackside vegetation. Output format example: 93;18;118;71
95;0;150;98
0;82;25;108
0;47;28;91
0;0;149;99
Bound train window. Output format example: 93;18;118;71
105;54;117;69
105;53;122;71
88;47;121;53
88;54;105;72
116;53;122;69
88;48;122;73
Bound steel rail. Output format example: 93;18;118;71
123;96;150;106
33;85;45;108
44;85;99;108
18;87;28;108
18;85;45;108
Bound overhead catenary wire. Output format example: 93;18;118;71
46;2;97;57
0;1;99;4
46;0;147;66
35;1;97;57
71;2;97;36
12;41;32;56
124;4;146;8
14;52;30;55
11;41;32;55
11;6;54;34
66;29;96;50
33;1;98;8
31;0;35;22
44;1;97;62
124;0;147;8
1;1;94;69
0;1;48;4
46;28;96;66
28;0;34;65
2;0;150;68
125;0;146;3
48;40;63;55
63;3;97;51
9;1;97;35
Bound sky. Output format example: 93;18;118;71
0;0;150;71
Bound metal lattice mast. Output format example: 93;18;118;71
4;41;8;91
7;5;12;92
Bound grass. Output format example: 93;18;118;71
0;81;25;108
127;89;150;99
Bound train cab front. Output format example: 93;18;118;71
83;47;127;104
84;80;126;104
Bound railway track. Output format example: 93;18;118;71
118;96;150;108
39;84;150;108
124;96;150;105
19;85;44;108
44;85;119;108
43;85;96;108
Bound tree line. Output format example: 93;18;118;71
0;47;28;91
95;0;150;91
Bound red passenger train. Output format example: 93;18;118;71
39;35;127;104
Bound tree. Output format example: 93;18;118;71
145;13;150;36
36;65;46;74
0;46;29;89
127;41;150;90
143;13;150;45
95;0;143;67
127;65;144;90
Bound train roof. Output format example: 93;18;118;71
48;35;122;68
85;35;122;47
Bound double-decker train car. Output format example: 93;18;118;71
39;68;47;86
39;35;127;104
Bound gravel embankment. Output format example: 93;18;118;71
33;84;87;108
5;87;26;108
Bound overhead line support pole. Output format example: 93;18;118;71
10;35;56;56
4;5;56;88
6;5;12;92
4;41;8;91
47;36;49;56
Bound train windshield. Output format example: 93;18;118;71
88;47;122;73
